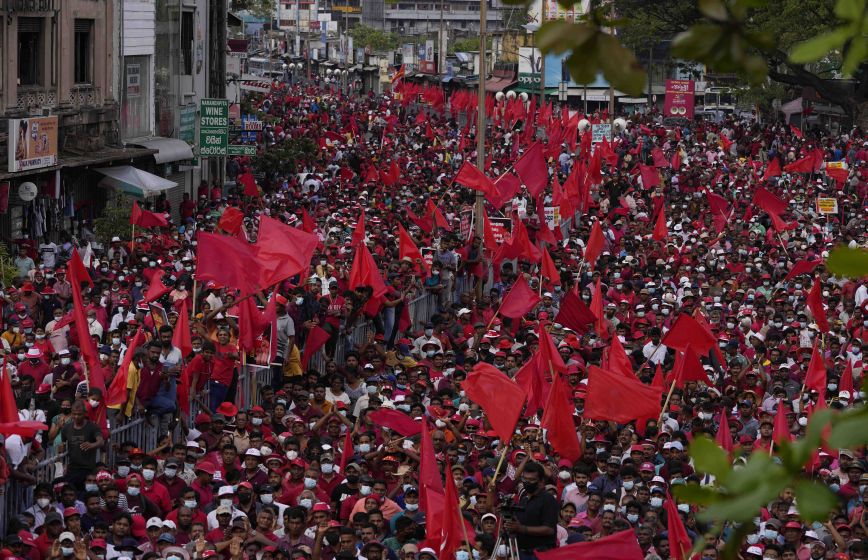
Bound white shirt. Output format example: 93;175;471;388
642;341;668;365
855;284;868;307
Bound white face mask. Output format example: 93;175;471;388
252;417;263;426
85;483;99;492
358;443;371;453
406;503;419;511
261;494;273;505
220;498;233;508
622;480;635;491
117;465;130;477
321;463;334;474
164;467;178;479
61;357;71;365
89;399;100;408
650;496;663;508
602;504;616;512
304;477;317;489
184;499;197;508
286;450;298;460
558;470;571;481
360;485;372;496
37;497;51;508
299;498;313;509
127;486;140;497
627;513;639;523
112;337;121;345
142;469;155;481
61;547;74;557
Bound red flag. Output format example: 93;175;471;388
583;220;605;269
651;147;669;168
196;232;265;295
0;359;18;423
716;413;734;454
439;460;469;560
464;362;528;442
790;124;804;139
67;250;99;373
607;336;634;379
554;288;596;333
540;247;560;286
237;295;276;353
541;372;581;461
839;360;854;397
652;208;668;242
218;207;244;235
419;421;445;523
106;328;145;407
237;172;260;197
763;158;782;181
301;208;317;235
584;365;662;423
753;186;789;216
662;314;718;355
706;190;733;232
671;150;682;170
664;493;694;560
804;341;826;399
489;172;522;208
142;270;173;304
352;208;367;246
536;530;644;560
348;244;389;299
783;154;815;173
338;423;354;475
669;346;712;387
784;258;823;281
494;216;542;263
301;325;331;368
693;309;726;365
454;161;497;197
807;277;829;333
498;275;541;319
539;322;568;375
513;142;548;198
253;216;319;289
652;364;665;391
591;279;607;337
398;224;428;275
639;164;660;188
172;299;193;358
773;398;792;444
366;408;421;437
130;201;169;228
426;199;452;231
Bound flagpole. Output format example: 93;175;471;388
191;279;198;316
658;379;678;424
131;225;136;257
474;0;488;302
490;439;512;487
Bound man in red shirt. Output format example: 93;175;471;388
141;456;173;515
34;511;64;560
18;348;51;386
209;329;239;410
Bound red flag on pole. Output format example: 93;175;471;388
0;359;19;423
67;250;100;373
366;408;422;436
541;372;581;461
584;366;662;423
351;209;366;246
583;220;605;269
652;208;668;242
716;414;734;454
554;287;597;334
398;224;429;275
464;362;527;442
591;278;607;337
218;207;245;235
106;328;145;407
454;161;497;197
753;186;789;216
669;346;712;387
426;199;453;231
662;314;718;355
606;335;634;379
172;299;193;358
763;158;782;181
807;277;830;333
498;275;541;319
513;142;548;198
253;216;319;289
540;246;560;286
142;270;172;304
338;424;354;475
196;232;264;295
301;326;331;368
664;493;694;560
130;201;169;228
785;258;824;281
839;360;854;397
536;530;644;560
301;208;317;235
773;398;792;444
804;341;827;399
639;164;660;188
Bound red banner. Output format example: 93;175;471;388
664;80;695;119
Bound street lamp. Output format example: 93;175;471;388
506;90;516;100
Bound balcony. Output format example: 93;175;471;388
68;84;102;108
16;87;58;112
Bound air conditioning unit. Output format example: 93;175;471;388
40;106;53;117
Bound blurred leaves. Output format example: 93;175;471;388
671;0;774;84
790;0;868;76
826;245;868;278
795;481;839;523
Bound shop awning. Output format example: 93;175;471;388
96;166;177;197
484;77;516;92
134;137;194;164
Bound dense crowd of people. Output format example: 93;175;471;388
0;78;867;560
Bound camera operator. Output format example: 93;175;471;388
503;462;558;560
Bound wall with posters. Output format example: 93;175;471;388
7;117;58;173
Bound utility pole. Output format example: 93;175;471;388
439;0;445;76
539;0;546;105
208;0;228;187
474;0;487;297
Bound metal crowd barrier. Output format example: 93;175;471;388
235;364;273;410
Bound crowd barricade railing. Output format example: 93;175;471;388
235;364;272;410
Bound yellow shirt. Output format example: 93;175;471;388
108;363;140;417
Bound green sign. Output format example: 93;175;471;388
199;98;229;157
518;72;541;87
227;145;257;156
180;105;197;145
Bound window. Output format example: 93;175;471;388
181;11;194;75
74;19;93;84
122;55;152;139
18;18;43;86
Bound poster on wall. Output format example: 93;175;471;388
8;116;58;173
126;63;142;98
663;80;695;119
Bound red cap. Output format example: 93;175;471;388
195;461;217;475
238;482;253;490
90;539;107;550
194;413;212;425
312;502;331;512
129;448;146;457
63;507;80;518
216;402;238;417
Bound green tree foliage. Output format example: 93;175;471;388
348;25;401;52
230;0;276;21
501;0;867;123
450;38;493;54
252;137;318;178
94;196;135;244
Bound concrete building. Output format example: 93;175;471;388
363;0;507;36
0;0;154;243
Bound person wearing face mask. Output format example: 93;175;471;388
503;462;559;559
50;348;80;403
124;473;160;519
412;323;443;357
156;458;187;502
139;457;172;516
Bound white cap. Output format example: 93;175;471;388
245;448;261;457
58;532;76;543
457;308;471;316
218;485;234;496
745;546;763;555
146;517;163;529
162;520;177;530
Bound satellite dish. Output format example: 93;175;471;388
18;182;37;202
